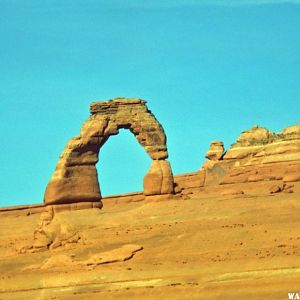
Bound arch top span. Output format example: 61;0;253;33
44;97;174;206
87;97;168;160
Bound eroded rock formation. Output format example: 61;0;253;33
219;124;300;185
205;141;224;161
44;98;174;206
174;124;300;190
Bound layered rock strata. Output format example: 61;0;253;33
44;98;174;206
175;124;300;190
205;141;224;161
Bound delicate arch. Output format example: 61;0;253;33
44;98;174;205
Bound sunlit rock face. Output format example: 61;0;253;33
174;124;300;189
205;141;224;161
217;124;300;185
44;98;174;206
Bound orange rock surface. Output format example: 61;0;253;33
1;181;300;299
0;121;299;299
175;124;300;190
44;98;174;206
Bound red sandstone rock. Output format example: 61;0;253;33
269;183;293;194
279;124;300;140
269;184;283;194
171;124;300;191
163;123;300;195
283;174;300;182
143;160;174;196
203;124;300;187
234;125;276;147
44;98;174;206
205;141;224;161
174;170;205;190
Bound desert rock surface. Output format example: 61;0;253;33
44;98;174;206
1;181;300;300
0;123;299;299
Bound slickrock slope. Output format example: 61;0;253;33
0;122;299;300
1;183;300;300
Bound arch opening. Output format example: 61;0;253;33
96;129;152;196
44;98;175;206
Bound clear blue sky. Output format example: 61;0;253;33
1;0;299;206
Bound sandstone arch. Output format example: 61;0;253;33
44;98;174;206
